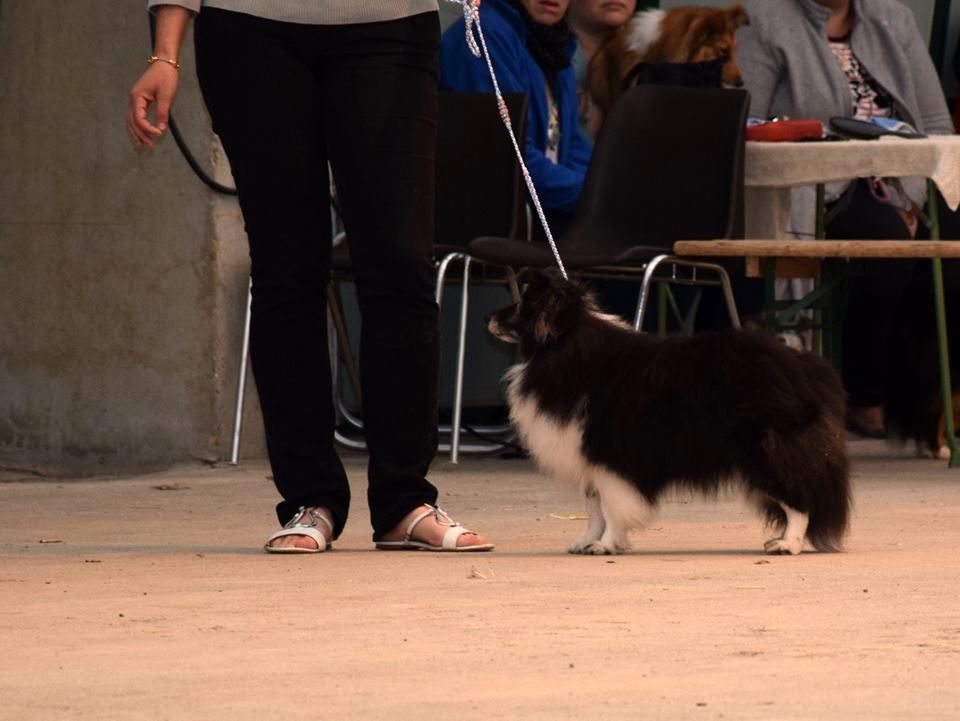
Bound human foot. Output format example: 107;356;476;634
848;406;886;439
376;504;493;552
264;506;334;553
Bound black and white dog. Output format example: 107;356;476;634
488;269;851;555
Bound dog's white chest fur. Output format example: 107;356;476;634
625;9;666;54
505;364;590;485
505;363;654;554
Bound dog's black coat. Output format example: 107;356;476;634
490;269;851;551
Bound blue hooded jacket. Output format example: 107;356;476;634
440;0;592;213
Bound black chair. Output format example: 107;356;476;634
468;83;749;332
324;91;530;460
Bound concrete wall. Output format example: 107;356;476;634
0;1;262;474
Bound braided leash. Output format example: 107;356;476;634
446;0;569;280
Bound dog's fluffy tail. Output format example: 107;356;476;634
758;458;850;552
755;415;852;553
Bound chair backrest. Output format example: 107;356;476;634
434;92;528;250
560;84;748;255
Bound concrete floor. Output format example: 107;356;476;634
1;438;959;720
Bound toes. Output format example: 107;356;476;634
568;538;593;554
568;538;626;555
456;531;488;548
267;535;319;551
764;538;802;555
584;541;618;555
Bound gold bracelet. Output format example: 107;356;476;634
148;55;181;70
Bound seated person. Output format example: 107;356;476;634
568;0;638;136
737;0;957;438
440;0;592;236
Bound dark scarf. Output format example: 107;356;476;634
504;0;573;76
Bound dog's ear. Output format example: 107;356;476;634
531;277;585;345
517;267;566;295
516;268;546;288
725;4;749;30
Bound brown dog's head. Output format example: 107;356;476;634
588;4;750;115
652;4;750;87
487;268;593;354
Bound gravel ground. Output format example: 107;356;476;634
1;439;958;720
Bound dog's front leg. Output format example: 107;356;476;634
567;490;605;554
580;471;649;555
583;496;632;555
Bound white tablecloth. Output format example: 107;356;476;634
743;135;960;240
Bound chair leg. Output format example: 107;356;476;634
327;282;362;408
435;252;465;307
635;256;742;331
715;264;742;329
450;256;473;463
230;278;253;465
657;283;667;336
634;255;671;330
507;267;521;302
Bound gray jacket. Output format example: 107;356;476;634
737;0;953;222
737;0;952;134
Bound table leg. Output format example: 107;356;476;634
815;183;826;240
815;182;827;353
657;283;667;337
927;179;959;467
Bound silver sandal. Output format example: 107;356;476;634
264;506;333;554
375;504;494;552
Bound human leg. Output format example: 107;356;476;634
318;13;489;547
194;10;350;543
826;179;916;434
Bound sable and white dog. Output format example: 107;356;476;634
588;4;750;117
488;269;851;555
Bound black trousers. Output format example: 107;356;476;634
826;179;960;409
825;180;915;408
194;9;442;539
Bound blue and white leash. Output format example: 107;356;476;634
446;0;569;280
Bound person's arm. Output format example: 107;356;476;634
898;11;953;135
566;107;593;172
126;4;192;150
735;17;781;119
526;154;586;212
442;22;585;213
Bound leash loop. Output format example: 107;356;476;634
445;0;569;280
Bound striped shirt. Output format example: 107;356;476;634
828;36;895;120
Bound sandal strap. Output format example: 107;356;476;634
285;506;334;536
403;504;460;542
440;525;468;550
266;525;328;548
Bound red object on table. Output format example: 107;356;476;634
746;119;823;142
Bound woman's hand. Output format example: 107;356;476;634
125;5;191;151
127;61;180;150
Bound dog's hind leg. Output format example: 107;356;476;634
567;489;606;554
763;502;809;555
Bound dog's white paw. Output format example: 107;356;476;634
764;536;803;555
572;540;625;555
584;541;618;555
567;538;597;554
937;445;951;460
